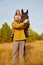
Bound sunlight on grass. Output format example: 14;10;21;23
0;41;43;65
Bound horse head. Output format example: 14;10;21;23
21;9;29;21
21;9;30;27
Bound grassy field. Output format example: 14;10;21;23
0;41;43;65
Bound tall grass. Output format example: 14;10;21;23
0;41;43;65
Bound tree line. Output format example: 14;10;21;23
0;22;43;43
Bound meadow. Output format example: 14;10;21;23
0;41;43;65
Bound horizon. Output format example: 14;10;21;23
0;0;43;34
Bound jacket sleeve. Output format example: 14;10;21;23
12;22;25;29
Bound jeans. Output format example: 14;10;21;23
12;40;26;65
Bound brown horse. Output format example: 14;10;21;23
21;9;30;37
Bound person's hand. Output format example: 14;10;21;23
24;19;28;23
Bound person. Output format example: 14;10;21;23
14;9;21;22
12;10;28;65
11;10;21;40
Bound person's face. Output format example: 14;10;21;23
14;16;19;22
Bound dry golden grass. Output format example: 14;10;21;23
0;41;43;65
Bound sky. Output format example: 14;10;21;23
0;0;43;34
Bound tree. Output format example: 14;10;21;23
0;22;43;43
26;28;39;42
40;33;43;40
1;22;12;42
0;29;2;43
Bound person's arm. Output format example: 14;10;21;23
12;19;28;29
12;22;24;29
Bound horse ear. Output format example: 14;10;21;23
26;10;28;14
21;9;24;14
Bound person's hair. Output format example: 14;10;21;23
15;9;20;15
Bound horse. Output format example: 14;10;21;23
21;9;30;37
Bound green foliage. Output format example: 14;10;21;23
0;22;43;43
26;29;42;42
0;22;12;43
0;29;2;42
40;33;43;40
